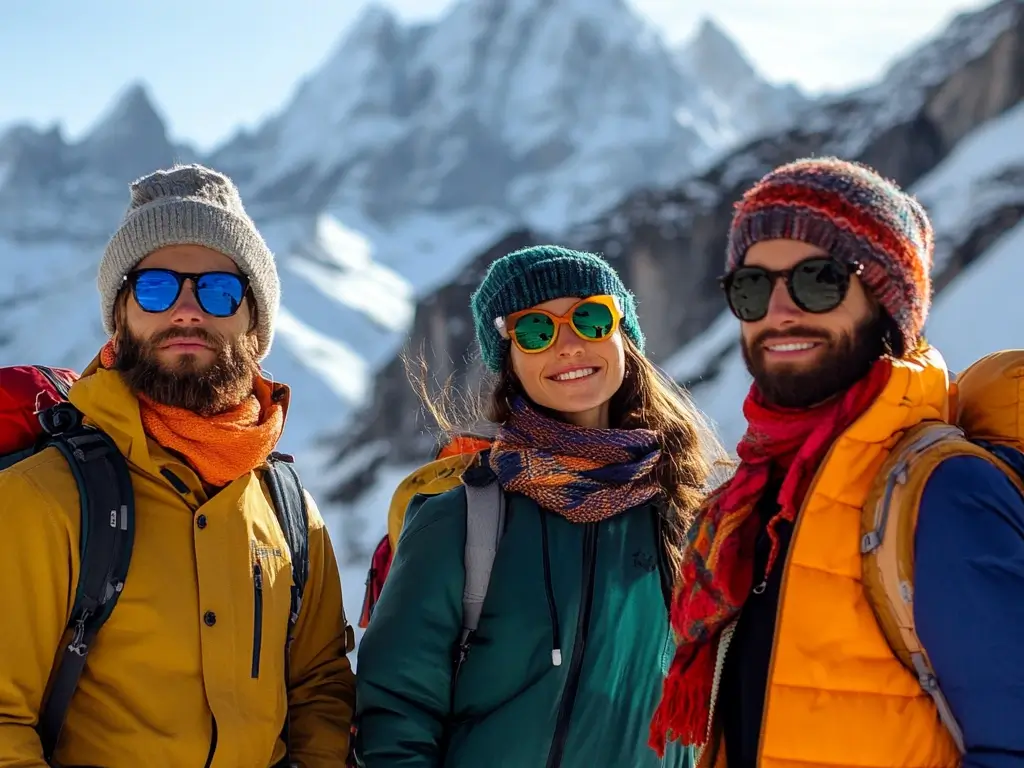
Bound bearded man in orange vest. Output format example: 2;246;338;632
651;157;1024;767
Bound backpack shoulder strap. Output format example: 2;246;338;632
36;403;135;763
451;461;506;680
861;420;1023;755
265;453;309;634
461;474;506;641
264;452;311;766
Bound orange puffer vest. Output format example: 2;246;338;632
702;346;961;768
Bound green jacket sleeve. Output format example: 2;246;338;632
354;489;466;767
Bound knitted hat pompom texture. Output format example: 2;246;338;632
99;163;280;360
470;245;644;373
727;156;934;352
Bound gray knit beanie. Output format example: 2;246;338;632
99;163;279;359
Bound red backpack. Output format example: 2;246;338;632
0;364;78;454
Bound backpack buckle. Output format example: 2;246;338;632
38;402;82;436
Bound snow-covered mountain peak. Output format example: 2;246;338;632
412;0;684;156
673;18;807;152
345;1;398;36
84;82;163;139
210;0;800;233
75;81;176;183
678;17;757;95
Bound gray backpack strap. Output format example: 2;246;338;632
459;476;506;645
442;475;506;752
447;472;505;732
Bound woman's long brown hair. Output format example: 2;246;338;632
407;336;730;573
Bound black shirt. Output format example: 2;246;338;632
717;481;794;767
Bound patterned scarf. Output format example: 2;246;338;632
488;396;662;522
649;358;892;756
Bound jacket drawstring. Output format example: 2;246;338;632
539;510;563;666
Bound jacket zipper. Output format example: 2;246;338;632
203;715;218;768
694;621;737;766
545;522;599;768
252;561;264;678
695;445;838;766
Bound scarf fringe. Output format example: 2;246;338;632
649;643;713;757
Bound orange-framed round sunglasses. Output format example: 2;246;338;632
494;295;623;354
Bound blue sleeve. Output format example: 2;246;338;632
915;454;1024;768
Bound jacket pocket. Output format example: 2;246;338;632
252;561;264;678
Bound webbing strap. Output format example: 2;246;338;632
38;425;134;763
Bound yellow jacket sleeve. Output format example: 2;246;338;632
285;491;357;765
0;465;75;768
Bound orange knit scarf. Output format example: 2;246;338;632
99;342;284;487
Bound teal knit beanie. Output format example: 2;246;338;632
470;245;644;373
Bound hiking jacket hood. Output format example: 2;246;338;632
354;477;694;768
0;363;356;767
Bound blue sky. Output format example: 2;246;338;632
0;0;990;151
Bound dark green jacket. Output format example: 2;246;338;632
354;477;694;768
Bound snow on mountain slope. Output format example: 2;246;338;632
927;221;1024;370
212;0;798;234
913;102;1024;273
332;95;1024;617
0;0;790;482
0;204;505;457
674;18;808;151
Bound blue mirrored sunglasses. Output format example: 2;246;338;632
123;268;249;318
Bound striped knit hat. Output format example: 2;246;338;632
727;156;934;352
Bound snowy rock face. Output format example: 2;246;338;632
328;0;1024;555
0;0;795;469
673;18;808;149
208;0;803;232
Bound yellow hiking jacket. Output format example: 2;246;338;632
0;366;356;767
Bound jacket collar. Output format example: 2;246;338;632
69;354;291;490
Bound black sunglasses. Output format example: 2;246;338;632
123;268;250;318
719;256;862;322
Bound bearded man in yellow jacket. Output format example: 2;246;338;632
0;163;356;767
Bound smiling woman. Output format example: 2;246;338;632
353;244;728;768
498;293;626;428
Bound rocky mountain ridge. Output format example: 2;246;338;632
0;0;802;462
326;0;1024;528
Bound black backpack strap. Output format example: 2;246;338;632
265;452;309;766
652;499;674;613
35;403;135;763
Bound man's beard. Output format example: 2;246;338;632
113;326;260;415
742;313;888;409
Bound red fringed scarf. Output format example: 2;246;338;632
649;359;892;755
